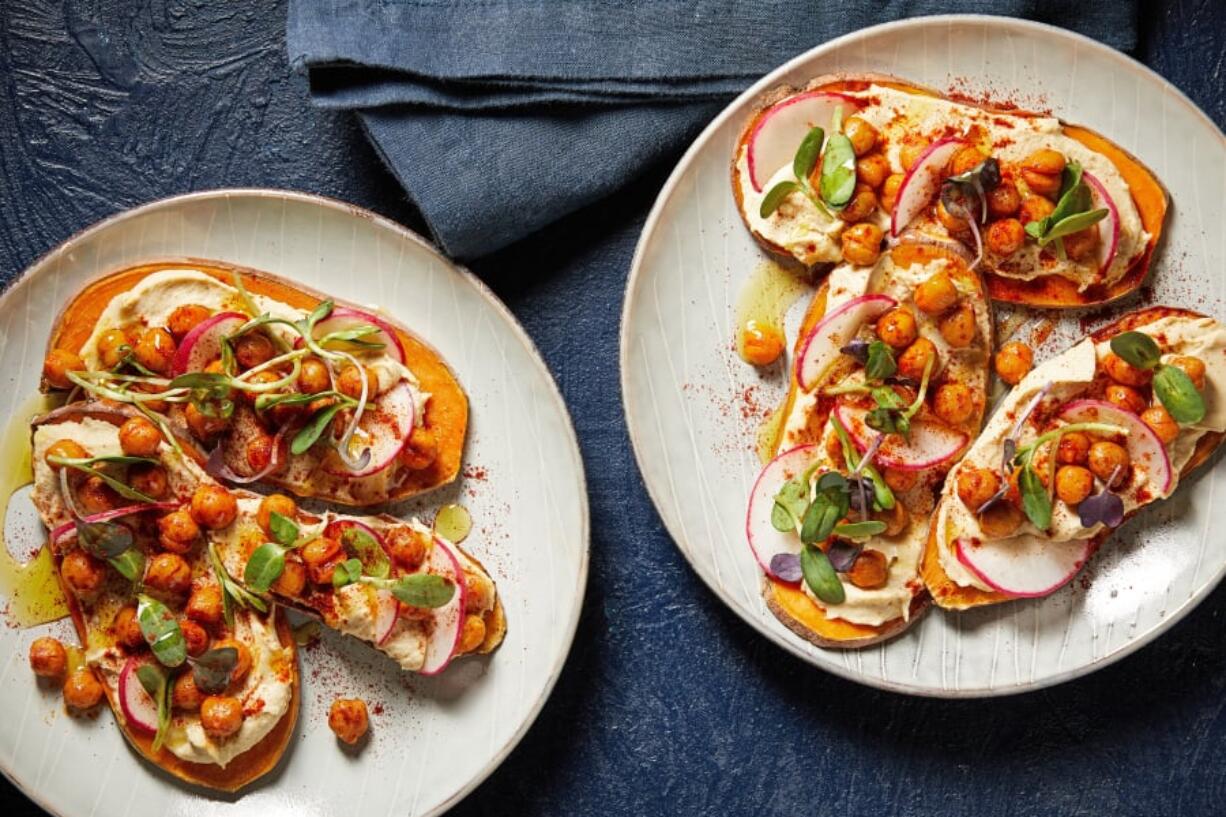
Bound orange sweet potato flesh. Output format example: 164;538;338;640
45;259;467;503
922;307;1223;610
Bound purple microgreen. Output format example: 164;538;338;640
840;339;870;366
826;540;862;573
769;553;803;583
1078;464;1126;529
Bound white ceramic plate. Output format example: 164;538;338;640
0;190;588;814
622;15;1226;697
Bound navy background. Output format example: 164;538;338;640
1;2;1224;815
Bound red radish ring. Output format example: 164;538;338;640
171;311;248;375
795;294;897;391
1082;171;1120;277
322;379;416;477
890;137;966;237
745;92;862;192
833;403;969;472
313;306;406;365
118;657;159;734
49;501;180;545
1058;399;1172;495
417;536;468;676
954;535;1092;598
745;444;822;579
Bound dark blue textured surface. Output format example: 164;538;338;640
1;2;1224;816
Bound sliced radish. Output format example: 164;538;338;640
795;294;897;391
1059;399;1172;495
373;589;399;645
322;379;416;477
955;535;1092;598
418;536;467;676
49;502;180;546
1082;171;1120;277
890;137;966;237
745;444;822;579
118;657;158;735
313;306;406;365
834;403;969;472
171;311;248;375
745;91;862;192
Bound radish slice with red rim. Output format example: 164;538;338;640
373;589;399;645
312;306;406;365
323;379;415;477
1058;399;1172;496
171;311;248;375
834;403;969;472
745;443;822;579
417;535;467;675
745;92;862;192
954;535;1092;598
1082;171;1120;277
49;501;180;545
118;657;159;734
890;138;966;237
795;294;897;391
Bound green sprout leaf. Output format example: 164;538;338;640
832;520;888;540
191;646;238;695
381;573;456;608
1018;464;1052;531
135;664;172;751
268;512;299;547
244;542;291;593
108;548;145;583
760;180;801;218
75;520;134;559
136;595;186;668
864;341;897;382
800;543;845;604
1109;331;1161;371
1153;364;1206;424
332;557;364;589
819;133;857;207
792;126;825;180
291;402;345;456
341;527;391;579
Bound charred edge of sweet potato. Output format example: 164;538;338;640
44;259;467;502
923;307;1221;610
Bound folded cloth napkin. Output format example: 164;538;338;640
287;0;1139;259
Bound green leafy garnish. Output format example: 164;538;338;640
771;476;810;533
1109;331;1206;424
244;541;292;593
75;520;134;558
268;512;298;547
864;341;897;382
1022;160;1108;251
819;130;857;208
832;520;888;540
135;664;172;751
759;125;836;220
136;595;186;668
363;573;456;608
108;548;146;582
332;557;364;589
800;472;851;544
291;401;346;455
191;646;238;695
1017;463;1052;531
47;455;160;504
793;126;825;180
1109;332;1162;370
209;543;268;630
760;180;802;219
341;527;391;579
800;543;845;604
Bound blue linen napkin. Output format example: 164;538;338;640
287;0;1139;259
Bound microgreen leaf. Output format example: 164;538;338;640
1018;464;1052;531
380;573;456;608
864;341;897;382
47;456;160;504
291;402;345;455
1109;331;1161;370
209;543;268;630
800;544;845;604
244;542;291;593
75;520;134;558
769;552;803;582
832;520;887;540
819;133;857;207
839;339;870;366
1037;209;1108;246
136;595;186;668
760;180;801;218
191;646;238;695
108;548;145;583
135;664;171;751
332;557;363;589
1153;364;1206;424
793;126;825;180
268;511;298;547
1078;477;1125;529
800;484;848;544
341;527;391;579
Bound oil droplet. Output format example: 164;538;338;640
433;504;472;544
734;260;811;365
0;394;70;628
756;403;787;465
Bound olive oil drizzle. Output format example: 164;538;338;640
733;260;810;365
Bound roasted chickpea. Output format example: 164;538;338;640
42;349;84;390
978;502;1025;538
1062;226;1100;262
112;604;145;649
1055;465;1095;505
933;382;976;425
855;153;890;189
948;146;987;177
840;184;878;224
1141;406;1180;444
985;218;1025;256
245;432;274;474
385;526;428;570
899;137;929;171
157;509;200;554
29;637;68;678
914;271;959;315
241;369;282;403
741;320;785;366
118;416;162;457
257;494;297;535
986;180;1022;218
328;698;369;745
172;671;204;712
876;307;918;349
938;302;977;348
898;338;938;381
840;222;884;267
45;439;89;472
77;475;120;514
63;668;104;712
272;558;308;598
190;485;238;530
880;173;904;213
1105;384;1147;414
186;585;223;626
846;548;890;589
213;638;252;686
936;199;969;234
1101;352;1153;387
1087;440;1130;483
133;328;176;376
337;363;379;400
61;550;106;598
298;356;331;394
200;695;244;738
301;536;342;568
464;570;496;615
1057;432;1091;465
874;501;909;537
97;328;131;369
883;467;919;494
167;304;212;341
995;341;1033;386
144;552;192;597
184;402;228;440
956;466;1001;511
180;619;210;657
458;614;487;654
233;332;275;370
1169;355;1207;391
1021;148;1066;196
129;463;169;500
1018;194;1055;226
843;116;878;156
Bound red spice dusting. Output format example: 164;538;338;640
373;703;385;715
1029;319;1055;348
244;698;266;717
461;465;488;481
